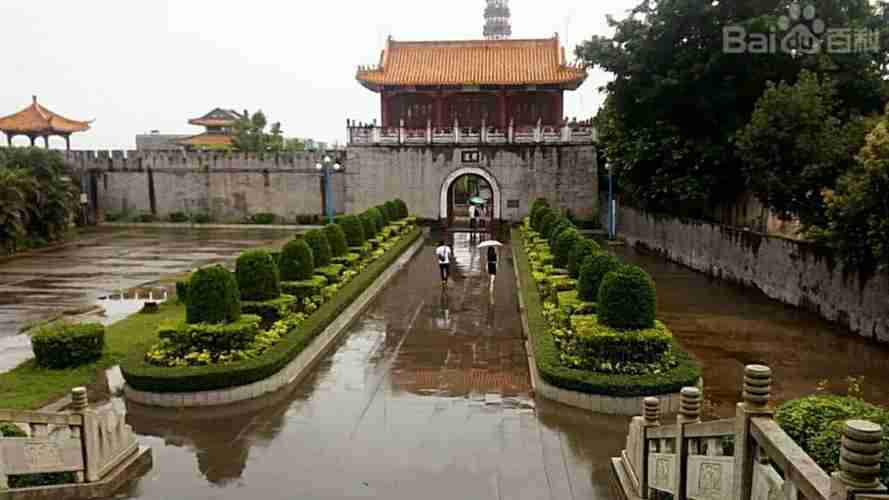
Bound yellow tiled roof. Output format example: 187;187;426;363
356;37;587;90
0;96;91;134
176;133;234;147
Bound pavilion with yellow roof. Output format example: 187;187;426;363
0;96;92;150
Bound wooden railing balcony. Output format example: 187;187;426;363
346;118;597;146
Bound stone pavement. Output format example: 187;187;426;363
121;231;623;500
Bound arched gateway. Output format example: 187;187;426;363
439;167;502;221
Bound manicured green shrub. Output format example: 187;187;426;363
776;395;889;486
186;265;241;325
548;218;574;247
394;198;409;219
251;213;276;225
598;265;657;330
31;323;105;369
577;253;621;301
553;227;581;268
531;198;549;214
279;237;314;281
175;280;189;304
359;212;377;239
137;213;158;223
374;205;390;226
304;228;332;267
242;295;298;327
315;263;345;284
564;315;673;372
236;250;281;302
324;224;348;257
169;212;189;223
383;200;399;221
538;211;559;239
569;238;601;278
531;206;553;232
155;315;262;357
337;215;365;246
281;275;327;301
366;208;384;234
190;213;211;224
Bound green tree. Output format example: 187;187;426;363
232;110;285;152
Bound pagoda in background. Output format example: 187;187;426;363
483;0;511;40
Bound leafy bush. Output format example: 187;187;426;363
315;263;345;284
531;198;549;214
394;198;409;219
531;206;553;232
561;315;674;373
324;224;349;257
359;212;377;239
514;228;701;396
553;227;581;268
569;238;601;278
577;253;621;301
281;275;327;301
598;265;657;330
251;213;276;225
538;211;559;240
776;394;889;486
304;228;332;267
383;200;399;221
242;295;298;327
368;206;385;230
137;213;158;223
279;237;314;281
175;280;189;304
336;215;365;246
190;212;211;224
168;212;189;223
147;315;262;366
122;227;422;393
548;218;574;247
31;323;105;369
236;250;281;301
185;265;241;325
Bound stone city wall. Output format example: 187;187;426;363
610;204;889;343
344;144;597;221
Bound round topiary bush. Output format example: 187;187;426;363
279;237;314;281
569;238;601;278
236;250;281;301
538;211;558;238
367;207;385;234
531;198;549;214
304;229;332;267
553;227;581;268
360;212;377;239
383;200;399;221
338;215;365;247
531;206;552;232
577;252;622;301
548;218;574;247
32;323;105;369
324;224;349;257
394;198;409;219
598;265;657;330
186;265;241;324
375;205;390;226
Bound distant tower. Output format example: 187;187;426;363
483;0;511;40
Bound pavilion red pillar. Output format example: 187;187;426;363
554;91;564;124
381;93;390;128
497;91;507;129
434;92;444;128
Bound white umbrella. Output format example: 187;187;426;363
477;240;503;249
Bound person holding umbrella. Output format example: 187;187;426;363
478;239;503;292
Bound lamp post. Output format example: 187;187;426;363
315;155;342;224
606;162;615;240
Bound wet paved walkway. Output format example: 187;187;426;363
119;232;620;500
0;227;293;372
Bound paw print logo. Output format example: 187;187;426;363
778;3;825;54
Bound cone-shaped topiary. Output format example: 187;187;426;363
553;227;581;268
568;238;601;278
337;215;365;246
324;224;349;257
577;252;621;301
538;211;558;238
279;237;314;281
304;228;332;267
360;212;377;238
367;207;385;233
548;218;574;247
236;250;281;301
598;265;657;330
186;265;241;324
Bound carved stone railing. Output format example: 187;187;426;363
0;387;149;493
612;365;889;500
346;118;597;146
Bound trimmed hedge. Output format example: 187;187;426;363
315;263;345;284
185;266;241;325
337;215;365;247
121;227;422;393
279;237;314;281
531;198;549;214
568;315;672;368
304;229;332;267
383;200;399;222
553;227;581;269
568;238;601;279
578;252;621;302
157;315;262;354
359;212;377;239
548;218;574;248
394;198;408;219
531;206;553;232
175;280;189;303
32;323;105;369
281;275;327;301
513;228;700;397
242;295;298;327
324;224;349;257
366;208;384;235
375;204;390;226
236;250;281;302
598;265;657;330
538;211;558;239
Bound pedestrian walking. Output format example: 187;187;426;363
469;204;478;230
435;240;454;286
486;245;498;291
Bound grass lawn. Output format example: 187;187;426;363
0;302;184;410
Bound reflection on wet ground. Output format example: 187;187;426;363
118;231;620;500
0;227;293;372
612;244;889;417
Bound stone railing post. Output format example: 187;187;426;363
508;118;514;144
426;118;432;144
481;117;487;143
732;365;773;500
73;386;101;483
675;387;701;500
399;119;405;145
70;387;88;483
830;420;886;499
454;117;460;143
640;397;661;498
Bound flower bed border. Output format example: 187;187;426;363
512;228;701;411
122;227;422;403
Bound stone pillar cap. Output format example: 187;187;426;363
845;420;883;441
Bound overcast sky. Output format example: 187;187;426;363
0;0;631;150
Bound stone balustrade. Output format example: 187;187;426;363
346;118;597;146
612;364;889;500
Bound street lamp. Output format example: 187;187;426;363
606;162;616;240
315;155;342;224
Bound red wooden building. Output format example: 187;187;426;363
356;36;587;130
